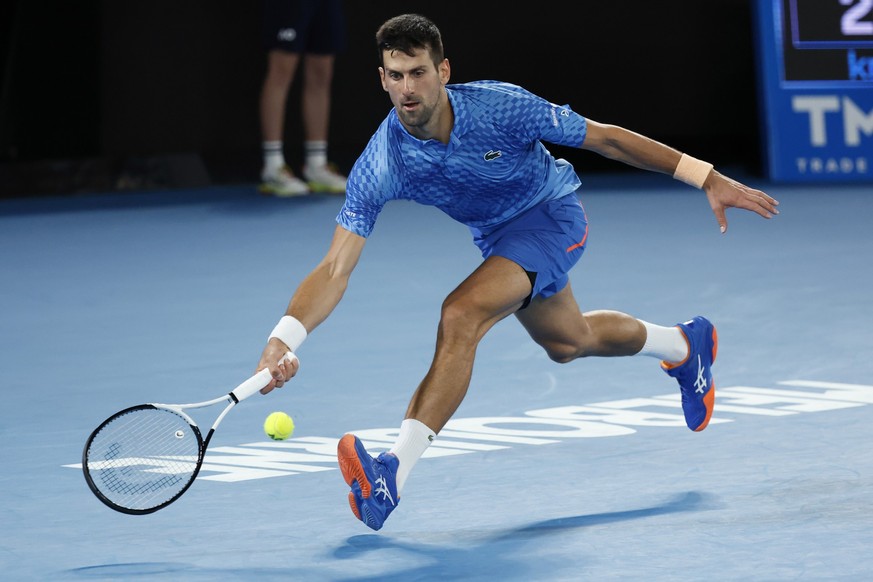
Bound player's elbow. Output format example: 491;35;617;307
582;121;633;160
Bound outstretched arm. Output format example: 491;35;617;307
259;225;367;393
580;119;779;233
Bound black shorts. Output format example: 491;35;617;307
262;0;347;54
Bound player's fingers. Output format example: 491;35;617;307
259;362;286;392
260;376;281;395
742;192;778;219
268;354;299;388
760;190;780;210
276;356;293;380
713;206;728;234
738;186;779;216
260;362;283;382
283;355;300;378
754;191;780;216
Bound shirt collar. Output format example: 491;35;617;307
446;86;473;139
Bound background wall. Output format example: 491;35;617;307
0;0;761;196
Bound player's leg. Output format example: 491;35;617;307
515;282;646;362
501;193;716;431
404;255;533;430
339;199;582;528
338;254;533;530
516;284;717;432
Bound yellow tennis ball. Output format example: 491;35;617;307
264;411;294;441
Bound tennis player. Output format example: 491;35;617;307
257;14;779;530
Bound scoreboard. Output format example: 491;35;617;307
754;0;873;181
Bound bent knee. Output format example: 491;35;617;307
438;296;484;343
440;295;471;325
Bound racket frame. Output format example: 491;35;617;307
82;403;208;515
82;354;295;514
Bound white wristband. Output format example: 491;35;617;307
673;153;713;189
269;315;308;352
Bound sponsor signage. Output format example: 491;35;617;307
66;380;873;483
754;0;873;181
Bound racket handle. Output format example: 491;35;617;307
230;352;298;402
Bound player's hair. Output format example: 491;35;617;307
376;14;444;68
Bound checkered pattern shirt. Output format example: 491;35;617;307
338;81;588;237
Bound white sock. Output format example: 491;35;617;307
637;320;688;363
389;418;436;495
304;140;328;169
263;141;285;174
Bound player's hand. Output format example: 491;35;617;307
258;338;300;394
704;171;779;234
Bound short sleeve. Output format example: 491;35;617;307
474;82;588;148
336;120;398;237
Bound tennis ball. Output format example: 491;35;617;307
264;411;294;440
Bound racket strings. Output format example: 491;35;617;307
86;407;202;511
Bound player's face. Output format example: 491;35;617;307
379;48;450;138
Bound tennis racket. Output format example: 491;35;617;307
82;352;296;515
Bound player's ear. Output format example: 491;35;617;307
378;67;388;92
439;58;450;85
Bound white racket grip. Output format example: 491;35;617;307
230;352;298;402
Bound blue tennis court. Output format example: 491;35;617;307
2;174;872;580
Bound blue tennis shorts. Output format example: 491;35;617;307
471;193;588;304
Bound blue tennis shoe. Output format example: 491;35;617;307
337;434;399;530
661;316;718;432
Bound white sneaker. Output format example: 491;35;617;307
259;166;310;197
303;163;347;194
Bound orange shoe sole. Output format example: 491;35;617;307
693;325;719;432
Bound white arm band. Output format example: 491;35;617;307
673;153;714;189
269;315;308;351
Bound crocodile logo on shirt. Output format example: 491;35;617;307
484;150;502;161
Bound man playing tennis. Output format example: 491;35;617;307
257;14;779;530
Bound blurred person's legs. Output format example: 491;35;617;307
258;0;347;196
259;50;309;196
301;54;347;194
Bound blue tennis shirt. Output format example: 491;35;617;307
338;81;588;237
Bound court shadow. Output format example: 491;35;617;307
332;491;713;581
67;562;193;577
490;490;711;542
66;562;314;580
